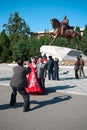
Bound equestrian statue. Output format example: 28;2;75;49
49;16;81;49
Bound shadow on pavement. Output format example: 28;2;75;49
0;77;11;81
61;76;87;80
46;85;76;93
0;95;72;111
0;84;74;111
31;95;72;111
60;77;75;81
0;102;23;110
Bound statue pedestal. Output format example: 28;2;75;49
40;45;87;61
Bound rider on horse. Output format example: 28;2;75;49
61;16;74;35
49;17;80;49
61;16;69;35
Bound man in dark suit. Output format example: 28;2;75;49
53;58;59;80
45;56;54;80
10;59;31;112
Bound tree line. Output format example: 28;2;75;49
0;12;87;63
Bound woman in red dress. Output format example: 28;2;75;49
25;57;43;94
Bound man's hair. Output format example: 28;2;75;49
17;59;23;66
77;56;80;60
79;55;82;58
49;56;52;59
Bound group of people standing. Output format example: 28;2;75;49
74;55;85;79
9;53;86;112
45;56;59;80
25;55;59;94
9;54;60;112
25;56;46;94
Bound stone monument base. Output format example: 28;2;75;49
40;45;87;62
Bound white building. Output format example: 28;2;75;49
30;28;84;38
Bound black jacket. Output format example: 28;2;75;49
45;58;54;72
10;66;31;88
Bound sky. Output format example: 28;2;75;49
0;0;87;32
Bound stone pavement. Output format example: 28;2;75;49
0;64;87;130
0;63;87;96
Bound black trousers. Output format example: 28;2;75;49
10;87;30;110
53;69;59;80
48;70;53;80
75;69;79;79
38;78;45;91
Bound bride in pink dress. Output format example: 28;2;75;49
25;57;43;94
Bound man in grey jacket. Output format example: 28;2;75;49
10;59;31;112
36;57;46;93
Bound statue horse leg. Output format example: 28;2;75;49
67;35;78;49
49;32;60;45
75;40;78;50
73;37;79;50
66;38;70;47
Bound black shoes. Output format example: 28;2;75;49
23;108;30;112
10;102;16;106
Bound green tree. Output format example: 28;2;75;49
39;34;51;46
29;36;41;57
13;36;41;61
54;37;67;47
2;12;30;61
13;40;30;61
3;12;30;46
0;30;11;62
0;30;10;48
79;25;87;55
75;26;80;32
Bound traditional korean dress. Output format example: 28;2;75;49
25;62;43;94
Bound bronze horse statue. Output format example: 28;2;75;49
49;18;81;49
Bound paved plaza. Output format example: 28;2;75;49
0;63;87;96
0;63;87;130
